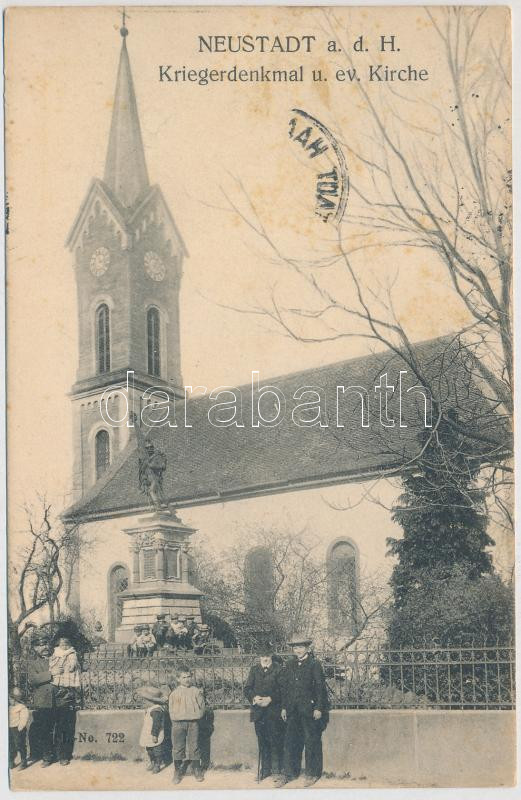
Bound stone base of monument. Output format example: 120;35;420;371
114;510;203;643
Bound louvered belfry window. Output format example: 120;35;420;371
96;303;110;374
147;307;161;377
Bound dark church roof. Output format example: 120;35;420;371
64;335;507;523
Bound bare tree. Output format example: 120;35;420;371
8;497;84;673
191;524;390;649
217;7;512;533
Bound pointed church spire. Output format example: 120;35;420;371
104;20;149;208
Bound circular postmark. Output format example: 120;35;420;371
288;108;349;224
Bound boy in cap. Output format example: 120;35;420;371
8;687;29;770
137;686;169;774
140;625;157;656
184;616;197;649
168;669;205;783
244;643;284;781
275;634;329;788
129;625;145;657
192;624;210;654
166;615;187;650
152;615;169;649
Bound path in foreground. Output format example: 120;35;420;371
11;760;419;791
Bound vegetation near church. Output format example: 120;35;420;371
386;419;513;646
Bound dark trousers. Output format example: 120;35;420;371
172;720;200;761
283;710;323;779
54;706;77;761
29;709;55;762
254;717;284;779
146;744;164;765
9;727;27;766
29;706;76;763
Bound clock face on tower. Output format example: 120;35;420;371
90;246;110;277
144;250;166;282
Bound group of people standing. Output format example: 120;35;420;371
9;629;80;770
128;614;210;656
245;633;329;787
10;627;329;786
137;669;209;783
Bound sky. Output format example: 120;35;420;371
6;5;507;529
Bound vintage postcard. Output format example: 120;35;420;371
5;4;514;791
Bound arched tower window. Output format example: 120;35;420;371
327;539;359;634
96;303;110;374
95;429;110;480
147;307;161;377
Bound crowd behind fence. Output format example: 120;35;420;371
20;641;515;711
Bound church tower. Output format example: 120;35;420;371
67;23;186;499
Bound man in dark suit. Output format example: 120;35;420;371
244;644;285;781
27;629;78;767
275;633;329;788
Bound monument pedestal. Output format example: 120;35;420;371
115;511;202;643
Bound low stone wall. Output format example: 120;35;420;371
68;709;515;787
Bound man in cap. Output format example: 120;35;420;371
244;643;284;782
27;629;78;767
27;630;55;765
275;634;329;788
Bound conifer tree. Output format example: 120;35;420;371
387;415;494;609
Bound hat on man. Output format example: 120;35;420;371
135;685;169;704
156;614;166;620
287;632;313;647
257;641;275;656
31;629;50;645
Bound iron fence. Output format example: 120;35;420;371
20;642;515;711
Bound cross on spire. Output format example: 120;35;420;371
120;7;129;37
104;11;149;207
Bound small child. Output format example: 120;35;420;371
128;625;144;657
140;625;157;655
169;670;205;784
8;687;29;770
49;636;81;689
137;686;169;774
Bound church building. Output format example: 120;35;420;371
63;26;511;644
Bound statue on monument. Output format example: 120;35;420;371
132;413;168;510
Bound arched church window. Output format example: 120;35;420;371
96;303;110;374
95;429;110;480
327;540;359;634
147;307;161;377
244;546;276;627
108;564;129;640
